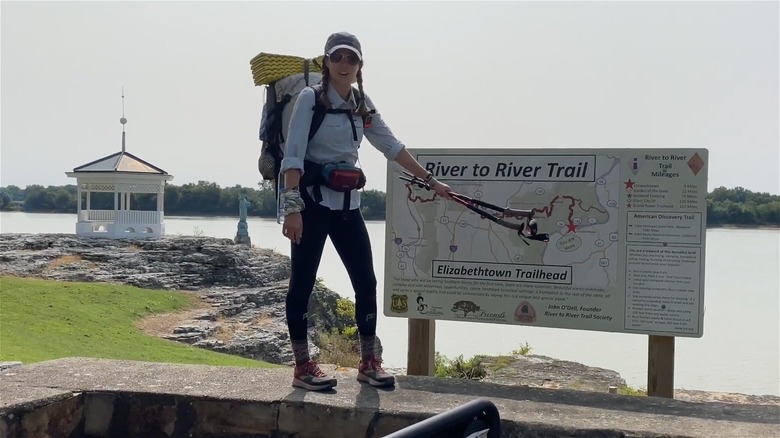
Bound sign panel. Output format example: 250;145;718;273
383;148;708;337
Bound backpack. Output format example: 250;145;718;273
256;58;323;183
251;52;373;197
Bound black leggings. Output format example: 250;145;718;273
286;194;378;341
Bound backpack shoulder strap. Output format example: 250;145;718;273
307;85;367;142
308;84;327;142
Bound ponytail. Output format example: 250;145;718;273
354;70;370;117
319;67;332;108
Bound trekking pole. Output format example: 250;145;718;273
398;171;550;244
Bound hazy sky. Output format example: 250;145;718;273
2;1;778;194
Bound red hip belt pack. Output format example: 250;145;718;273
321;162;366;192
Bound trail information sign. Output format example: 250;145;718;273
384;148;708;337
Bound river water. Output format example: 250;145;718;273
1;211;778;396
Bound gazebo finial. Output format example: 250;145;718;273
120;87;127;153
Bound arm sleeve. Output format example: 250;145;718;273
280;87;316;173
362;93;406;161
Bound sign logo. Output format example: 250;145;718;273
687;152;705;176
415;294;444;316
416;295;429;313
450;301;506;322
451;300;480;317
390;294;408;313
630;156;641;175
514;301;537;324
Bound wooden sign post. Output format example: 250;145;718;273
647;335;675;398
407;319;435;376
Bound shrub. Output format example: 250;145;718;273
435;352;487;380
317;329;359;368
512;342;532;356
618;386;647;396
316;297;359;368
342;325;358;338
333;297;357;335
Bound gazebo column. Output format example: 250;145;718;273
76;184;82;218
158;184;164;221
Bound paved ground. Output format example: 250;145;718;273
1;358;778;437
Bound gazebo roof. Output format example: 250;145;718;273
72;151;168;175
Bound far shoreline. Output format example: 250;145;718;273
1;210;779;230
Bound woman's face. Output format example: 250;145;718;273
325;49;361;87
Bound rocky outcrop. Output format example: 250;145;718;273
0;233;350;365
480;354;626;392
152;284;348;364
0;233;290;290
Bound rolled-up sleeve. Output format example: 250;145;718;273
280;87;316;173
363;94;406;160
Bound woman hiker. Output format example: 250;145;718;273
279;31;452;391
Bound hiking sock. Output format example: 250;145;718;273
359;335;376;362
291;339;310;366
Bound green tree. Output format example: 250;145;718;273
164;185;182;213
0;189;12;210
52;188;76;212
360;189;386;220
755;201;780;224
179;181;222;215
130;193;157;211
219;185;243;216
22;185;54;211
4;185;24;202
253;181;278;217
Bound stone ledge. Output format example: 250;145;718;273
1;358;778;438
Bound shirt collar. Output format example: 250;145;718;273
326;84;356;109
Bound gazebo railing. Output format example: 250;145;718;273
80;210;161;223
82;210;115;221
117;210;160;224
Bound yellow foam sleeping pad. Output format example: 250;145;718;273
249;52;325;86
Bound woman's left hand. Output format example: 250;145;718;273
432;180;452;199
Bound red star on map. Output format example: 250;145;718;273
625;179;635;189
566;222;577;233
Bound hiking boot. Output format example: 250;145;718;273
357;358;396;387
292;361;337;391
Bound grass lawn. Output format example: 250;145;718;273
0;276;280;368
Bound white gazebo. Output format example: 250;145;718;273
65;115;173;238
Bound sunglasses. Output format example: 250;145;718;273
328;52;360;66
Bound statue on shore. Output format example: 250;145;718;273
239;195;250;221
235;195;252;245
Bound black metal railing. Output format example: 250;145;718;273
384;398;501;438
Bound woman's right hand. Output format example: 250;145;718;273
283;212;303;244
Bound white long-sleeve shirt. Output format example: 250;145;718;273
279;84;406;211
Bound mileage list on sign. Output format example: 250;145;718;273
622;150;708;337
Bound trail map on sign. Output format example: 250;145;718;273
384;149;708;338
390;154;619;287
